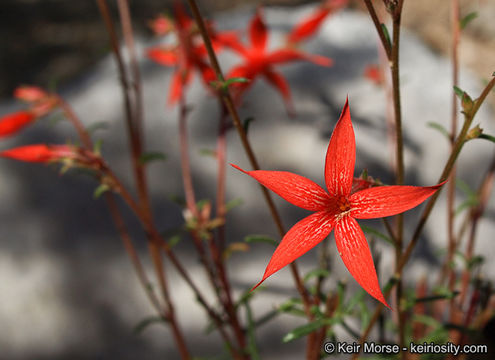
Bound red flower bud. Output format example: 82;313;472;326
0;111;36;138
0;144;74;163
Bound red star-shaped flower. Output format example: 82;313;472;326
147;2;238;104
232;99;445;307
227;8;333;115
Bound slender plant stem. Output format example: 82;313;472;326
59;94;164;316
446;0;460;322
214;103;248;354
363;0;391;59
388;0;406;353
184;0;313;319
97;0;150;219
458;152;495;306
178;96;198;216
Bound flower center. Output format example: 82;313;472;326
337;196;351;212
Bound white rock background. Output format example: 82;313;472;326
0;4;493;359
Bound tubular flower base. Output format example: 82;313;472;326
0;144;76;163
0;111;36;138
232;99;445;307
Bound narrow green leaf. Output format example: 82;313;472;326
243;117;254;133
139;151;167;164
479;133;495;143
427;122;450;140
225;198;243;212
133;316;167;334
283;319;327;343
93;183;110;199
380;23;392;49
168;234;181;248
455;197;479;216
303;269;330;283
199;148;217;158
93;139;104;155
244;302;261;360
467;255;484;270
456;179;476;198
453;85;465;98
86;121;108;134
244;234;278;247
414;291;459;304
460;12;478;29
224;77;250;87
360;225;393;246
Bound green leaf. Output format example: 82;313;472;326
93;139;104;155
168;234;181;248
244;302;261;360
133;315;167;334
467;255;484;270
453;86;474;112
225;198;243;212
199;148;217;158
427;122;450;140
139;151;167;164
303;269;330;283
479;133;495;143
283;318;327;343
224;77;250;87
360;225;394;246
86;121;108;134
453;85;465;98
380;23;392;49
93;183;110;199
244;234;278;247
243;117;255;133
460;12;478;29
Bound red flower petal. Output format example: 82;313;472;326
149;14;174;36
253;211;336;290
364;64;383;85
0;111;36;138
324;99;355;197
249;8;268;51
334;216;389;307
266;49;333;67
168;69;193;105
263;69;294;115
350;182;445;219
231;164;332;211
288;8;330;44
14;86;48;103
0;144;73;163
147;47;178;66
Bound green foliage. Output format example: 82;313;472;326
139;151;167;164
243;116;255;133
244;234;278;247
133;315;167;335
93;183;110;199
225;197;243;212
360;225;394;246
460;12;478;29
427;121;450;141
381;23;392;49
